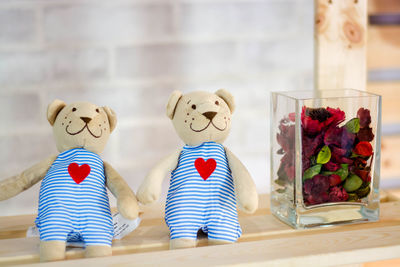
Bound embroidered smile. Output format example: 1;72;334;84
190;120;227;132
66;124;102;138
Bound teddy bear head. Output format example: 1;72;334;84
47;100;117;154
166;89;235;146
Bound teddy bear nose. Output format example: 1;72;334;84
80;117;92;124
202;112;217;120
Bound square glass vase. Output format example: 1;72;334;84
270;89;381;228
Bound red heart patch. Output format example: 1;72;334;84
68;163;91;184
194;158;216;180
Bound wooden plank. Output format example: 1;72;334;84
368;0;400;14
381;136;400;179
367;82;400;124
13;203;400;266
0;194;399;266
368;26;400;70
315;0;367;91
365;258;400;267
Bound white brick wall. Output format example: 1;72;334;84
0;0;313;216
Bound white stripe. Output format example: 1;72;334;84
166;142;241;241
36;148;113;246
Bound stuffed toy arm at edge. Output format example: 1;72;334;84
104;161;139;220
137;149;181;205
225;147;259;214
0;155;57;201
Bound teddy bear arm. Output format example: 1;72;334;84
104;161;139;220
137;149;181;205
0;155;57;201
224;147;258;214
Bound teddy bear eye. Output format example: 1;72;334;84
72;108;77;112
215;101;219;105
191;104;196;110
96;108;100;113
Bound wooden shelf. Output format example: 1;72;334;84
1;192;400;266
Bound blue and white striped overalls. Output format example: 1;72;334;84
35;148;114;247
165;142;241;242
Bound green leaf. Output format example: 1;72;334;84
322;164;349;180
336;164;349;181
345;118;360;133
276;188;287;194
274;179;286;187
303;164;322;180
350;152;359;158
317;145;331;164
356;185;371;198
347;193;359;202
344;174;363;192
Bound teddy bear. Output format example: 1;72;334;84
137;89;258;249
0;100;139;262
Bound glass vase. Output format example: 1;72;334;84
270;89;381;228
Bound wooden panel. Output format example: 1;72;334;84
0;194;399;266
368;0;400;14
315;0;367;90
0;199;398;266
24;225;400;267
365;258;400;267
381;136;400;179
367;82;400;124
368;26;400;69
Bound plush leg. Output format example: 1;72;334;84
208;239;234;246
170;238;197;249
85;245;112;258
40;240;66;262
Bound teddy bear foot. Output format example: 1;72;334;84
85;245;112;258
170;238;197;250
208;239;234;246
40;240;66;262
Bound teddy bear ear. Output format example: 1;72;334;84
103;106;117;132
166;90;183;120
47;99;67;126
215;89;235;113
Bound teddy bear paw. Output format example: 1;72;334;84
118;197;139;220
137;187;159;205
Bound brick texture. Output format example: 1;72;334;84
0;8;35;44
0;0;313;216
44;4;173;43
0;48;109;86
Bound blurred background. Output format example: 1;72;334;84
0;0;313;215
0;0;399;216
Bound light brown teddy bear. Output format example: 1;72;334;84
0;100;139;262
137;89;258;249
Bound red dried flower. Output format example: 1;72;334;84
329;186;349;202
302;115;323;136
285;165;295;182
325;107;345;128
301;107;345;136
354;141;373;157
277;124;295;153
331;151;353;164
302;132;324;158
304;175;330;205
354;168;370;182
324;127;343;147
288;112;296;122
357;108;371;128
329;174;342;186
324;161;340;171
331;146;347;157
357;126;374;142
